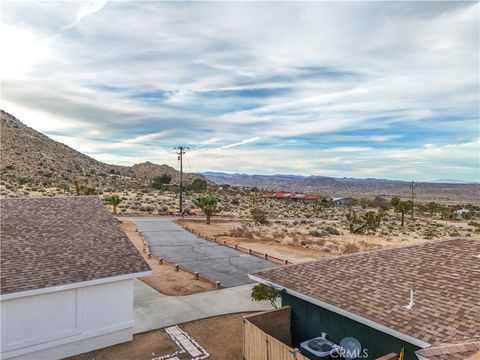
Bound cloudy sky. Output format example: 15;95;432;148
1;1;479;181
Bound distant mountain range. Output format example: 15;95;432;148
429;179;473;184
1;109;478;203
202;172;480;203
0;110;203;191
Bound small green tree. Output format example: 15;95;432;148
151;174;172;189
251;283;279;308
193;195;220;224
105;194;122;214
251;208;269;225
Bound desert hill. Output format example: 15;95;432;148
0;110;203;191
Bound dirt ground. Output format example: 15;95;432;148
121;220;214;296
66;312;250;360
177;219;326;263
178;215;479;261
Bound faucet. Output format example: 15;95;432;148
321;332;327;339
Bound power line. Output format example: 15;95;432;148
184;151;192;170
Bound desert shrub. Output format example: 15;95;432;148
342;242;360;254
468;221;480;228
272;231;286;240
309;230;329;237
251;208;269;225
325;226;341;235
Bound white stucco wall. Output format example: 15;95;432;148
1;278;136;360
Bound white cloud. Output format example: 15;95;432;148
62;0;108;30
1;1;478;181
221;137;260;149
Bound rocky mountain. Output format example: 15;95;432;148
202;172;480;204
0;110;203;191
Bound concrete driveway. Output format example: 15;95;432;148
133;280;272;333
122;217;277;287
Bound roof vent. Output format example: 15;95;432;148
405;290;415;310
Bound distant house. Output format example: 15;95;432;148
248;238;479;360
0;196;151;360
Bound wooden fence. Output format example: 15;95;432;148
243;307;309;360
182;224;292;265
244;320;309;360
243;307;399;360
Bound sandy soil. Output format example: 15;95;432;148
121;220;214;296
66;312;250;360
178;215;479;261
177;219;329;263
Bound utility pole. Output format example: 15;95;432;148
411;180;415;220
174;146;188;216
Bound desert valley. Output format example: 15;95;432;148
1;2;479;359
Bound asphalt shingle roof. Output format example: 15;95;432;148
415;340;480;360
1;196;151;295
252;238;480;346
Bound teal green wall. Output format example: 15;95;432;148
282;293;421;360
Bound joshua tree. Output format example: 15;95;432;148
360;197;369;210
364;209;385;233
105;195;122;214
425;201;440;217
346;209;384;234
391;196;412;227
73;178;80;196
346;209;362;234
193;195;220;224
